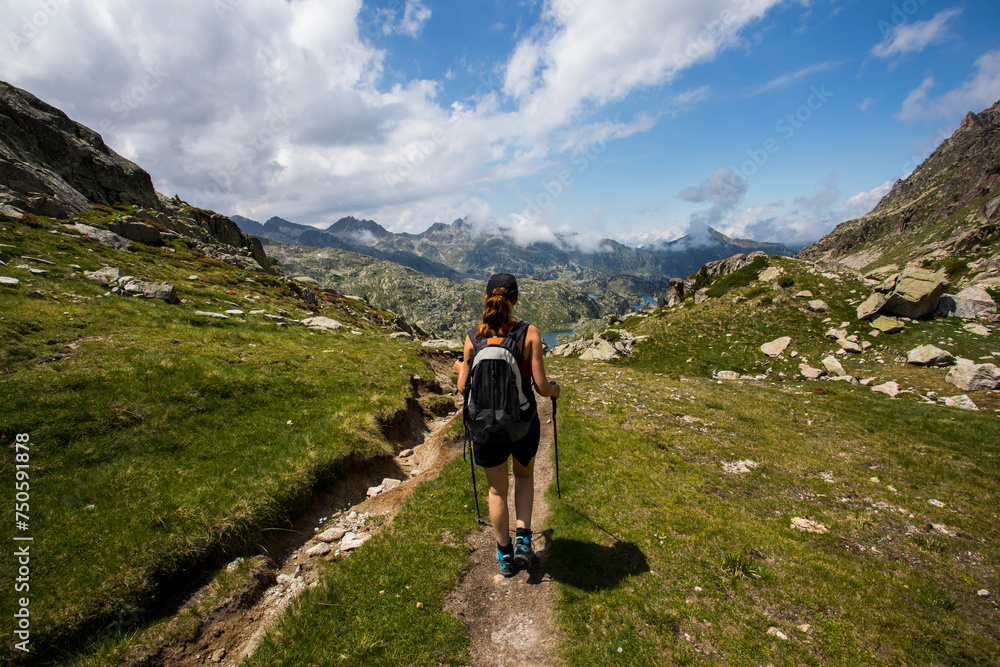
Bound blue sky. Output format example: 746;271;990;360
2;1;999;248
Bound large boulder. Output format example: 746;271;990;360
857;292;888;320
71;223;133;251
579;338;619;361
906;344;955;367
661;278;685;307
822;356;847;377
694;288;709;304
945;360;1000;392
871;315;904;333
110;276;178;303
881;267;950;318
935;286;997;320
107;218;162;245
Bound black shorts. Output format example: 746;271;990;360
473;413;541;468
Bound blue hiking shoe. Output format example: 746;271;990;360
497;544;515;577
513;531;538;567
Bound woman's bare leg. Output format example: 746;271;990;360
512;456;535;531
484;462;511;546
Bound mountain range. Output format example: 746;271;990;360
231;213;795;284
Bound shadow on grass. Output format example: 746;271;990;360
542;531;650;592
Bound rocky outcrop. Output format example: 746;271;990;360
907;345;955;367
701;251;766;278
0;81;160;217
798;98;1000;270
551;329;641;361
858;266;950;320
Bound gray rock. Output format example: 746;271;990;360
794;290;814;299
390;332;413;339
580;338;619;361
694;288;709;304
943;395;978;410
837;339;863;354
907;344;955;367
945;360;1000;391
715;370;740;381
84;266;123;284
759;267;783;281
302;316;344;330
881;266;950;318
107;219;162;245
194;311;229;319
701;251;766;278
807;299;829;312
822;356;847;376
340;532;371;551
935;286;997;319
225;309;245;316
964;322;991;336
760;336;791;357
0;276;20;285
799;364;826;379
71;223;133;251
871;315;904;333
857;292;888;320
872;381;900;397
111;276;179;303
306;543;332;557
824;328;847;340
317;527;347;543
25;290;46;300
421;338;461;349
0;252;11;265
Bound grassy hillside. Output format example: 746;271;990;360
0;210;434;660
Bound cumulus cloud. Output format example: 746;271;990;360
897;50;1000;121
0;0;784;233
871;8;961;59
677;167;748;240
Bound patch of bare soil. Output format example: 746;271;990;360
444;397;564;667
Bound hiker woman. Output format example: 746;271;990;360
456;273;560;577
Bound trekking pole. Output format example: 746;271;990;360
550;381;561;499
464;416;483;523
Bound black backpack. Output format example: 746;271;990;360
463;321;536;445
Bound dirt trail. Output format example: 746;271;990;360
444;396;564;667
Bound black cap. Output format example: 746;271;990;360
486;273;518;298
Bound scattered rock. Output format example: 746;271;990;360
225;309;245;316
838;339;863;353
25;290;46;300
857;292;888;320
907;344;955;367
759;267;783;281
422;339;461;349
694;288;709;305
0;252;11;265
211;648;226;663
928;499;945;508
945;360;1000;391
794;290;814;299
71;223;134;251
872;381;900;397
822;356;847;376
979;590;991;598
580;338;620;361
824;328;847;340
790;517;828;534
767;627;789;641
317;527;347;543
340;532;371;551
722;460;758;474
306;543;332;557
963;322;991;336
366;478;402;497
107;219;162;245
799;364;826;380
807;299;829;312
110;276;179;303
84;266;123;284
302;316;344;330
936;286;997;319
871;315;904;334
760;336;791;357
715;371;740;381
390;332;413;339
942;395;978;410
194;311;229;319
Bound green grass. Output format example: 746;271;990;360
245;454;476;666
543;357;1000;665
0;212;431;658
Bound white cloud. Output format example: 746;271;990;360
897;50;1000;121
845;180;893;215
872;8;961;59
0;0;785;233
745;62;838;97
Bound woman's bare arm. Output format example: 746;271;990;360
456;336;474;393
525;325;560;398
